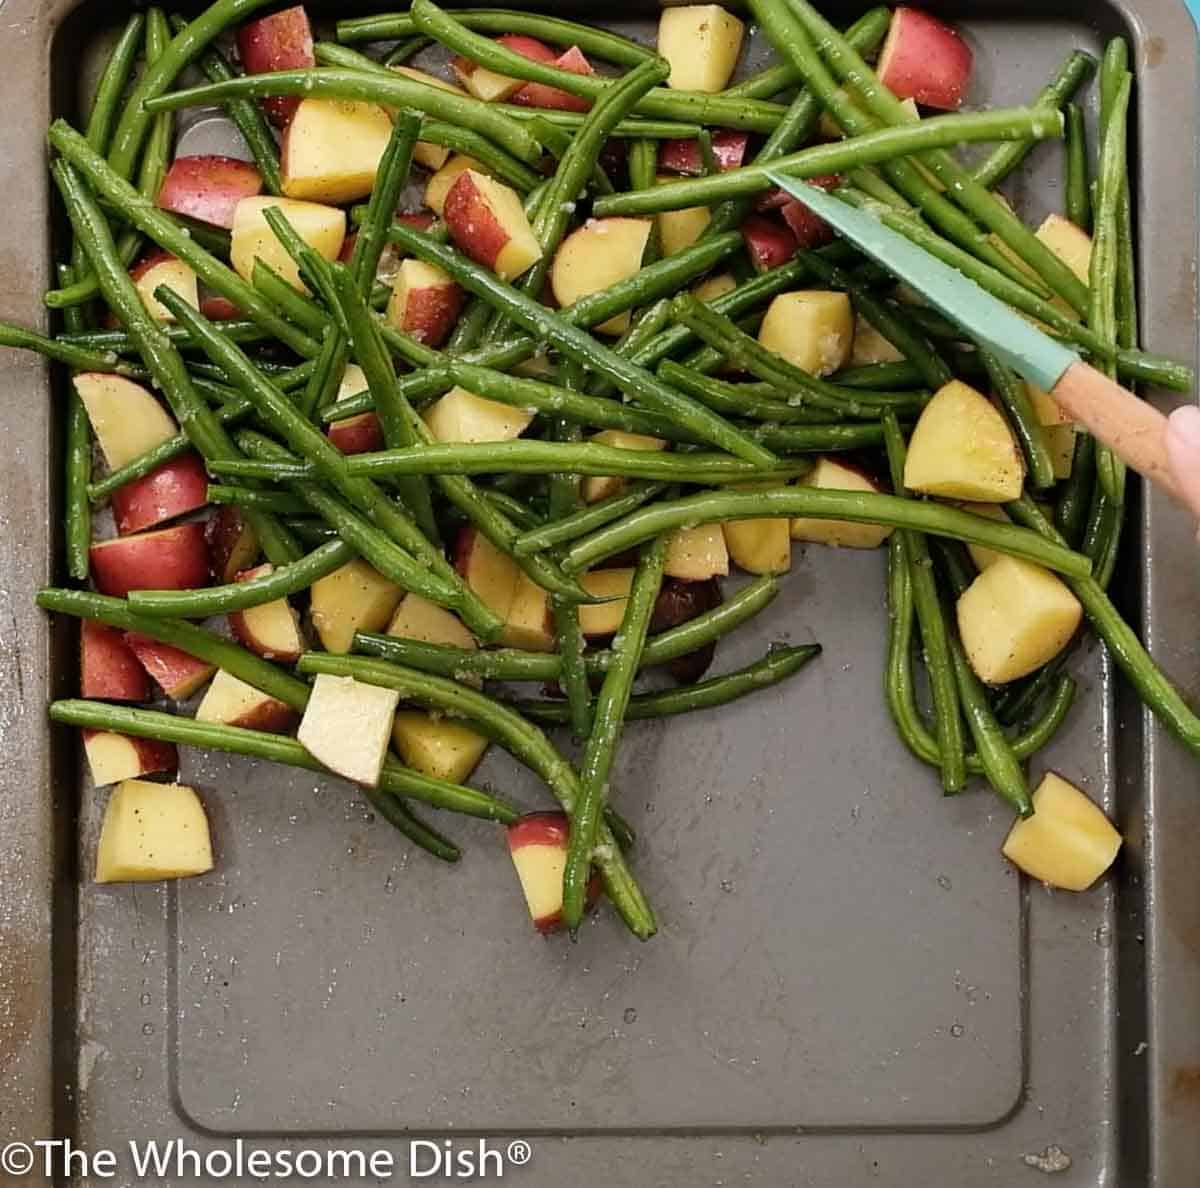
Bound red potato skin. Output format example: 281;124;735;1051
877;7;973;111
442;172;512;272
156;155;263;229
780;200;835;250
200;293;241;321
328;411;385;456
506;811;601;934
659;130;749;176
496;34;559;64
511;45;593;113
236;5;315;127
110;452;209;536
206;505;259;583
396;212;436;232
741;215;798;272
221;696;300;734
81;621;150;702
82;729;178;782
89;522;210;599
393;274;466;347
227;563;304;663
337;232;359;264
123;633;216;700
128;250;178;283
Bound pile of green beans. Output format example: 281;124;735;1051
2;0;1191;939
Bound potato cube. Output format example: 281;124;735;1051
95;779;213;883
658;5;745;93
310;560;404;654
281;98;394;204
956;556;1082;684
392;711;489;784
758;291;854;377
790;457;892;549
230;195;345;292
1002;772;1122;891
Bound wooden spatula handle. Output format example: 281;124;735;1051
1051;360;1183;504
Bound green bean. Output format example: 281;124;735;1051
1055;433;1096;547
49;122;318;356
592;106;1062;219
0;322;145;377
882;415;965;793
337;9;655;67
38;588;309;709
972;51;1095;189
143;67;542;165
1008;496;1200;759
932;539;1032;814
754;424;883;453
355;574;781;681
181;18;283;196
1065;103;1091;232
260;207;344;323
127;540;352;618
670;295;924;418
333;266;441;543
418;120;541;192
59;319;271;355
517;645;822;724
628;140;661;265
513;482;669;557
723;62;801;101
66;12;146;289
659;363;853;424
387;224;777;466
339;442;808;483
205;484;311;516
484;488;542;531
495;108;702;140
589;299;673;398
297;652;657;938
978;347;1055;491
885;536;1076;772
384;35;433;65
783;0;1088;315
58;267;93;582
562;537;666;930
153;287;499;636
409;0;783;134
1090;70;1132;506
562;486;1091;578
138;10;176;200
48;700;514;831
745;0;1043;293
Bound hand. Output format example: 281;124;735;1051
1165;405;1200;525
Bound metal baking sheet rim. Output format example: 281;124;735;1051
0;1;1197;1184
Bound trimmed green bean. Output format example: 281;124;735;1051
972;51;1095;189
143;67;542;164
518;645;823;723
38;588;309;709
659;363;854;424
979;347;1055;491
561;487;1092;578
48;700;514;830
297;652;657;939
206;484;310;515
0;322;146;377
513;482;669;557
593;107;1063;218
128;540;353;617
562;537;666;929
337;9;655;66
1065;103;1091;231
882;415;965;793
49;122;319;356
755;423;884;453
338;442;808;483
354;574;782;681
387;224;778;465
59;266;93;582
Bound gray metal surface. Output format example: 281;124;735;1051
0;1;1197;1184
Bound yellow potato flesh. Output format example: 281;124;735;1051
658;4;745;93
956;555;1082;684
424;385;532;443
758;291;853;377
310;560;403;654
95;779;213;883
551;217;651;335
392;711;488;784
282;98;394;204
1002;772;1121;891
230;196;345;293
790;457;892;549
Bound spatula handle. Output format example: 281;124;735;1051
1051;360;1183;504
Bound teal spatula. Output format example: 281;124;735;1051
765;172;1183;506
